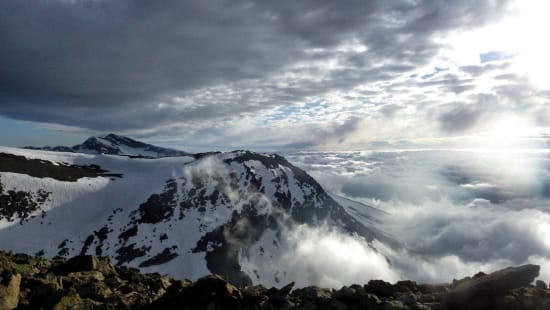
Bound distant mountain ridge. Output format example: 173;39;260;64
25;133;189;158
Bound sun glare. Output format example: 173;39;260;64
485;116;538;149
511;0;550;88
444;0;550;89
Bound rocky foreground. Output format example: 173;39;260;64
0;251;549;309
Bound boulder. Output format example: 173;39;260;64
266;281;295;305
292;286;332;301
56;255;99;274
397;291;417;306
381;300;407;309
365;279;395;297
394;280;418;293
241;285;268;304
0;273;21;310
536;280;548;290
21;277;63;308
96;256;117;277
148;279;193;309
193;274;242;299
77;281;113;301
334;286;357;302
52;289;100;310
444;264;541;309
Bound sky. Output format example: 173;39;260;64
0;0;549;151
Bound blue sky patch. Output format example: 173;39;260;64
479;51;515;63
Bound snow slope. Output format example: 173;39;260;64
0;146;391;285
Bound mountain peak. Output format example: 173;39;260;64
26;134;190;158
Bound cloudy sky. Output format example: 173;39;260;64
0;0;549;151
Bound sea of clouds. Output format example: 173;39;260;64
277;149;550;286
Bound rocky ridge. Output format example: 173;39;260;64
0;251;548;310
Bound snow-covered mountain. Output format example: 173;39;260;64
0;146;390;286
25;133;190;158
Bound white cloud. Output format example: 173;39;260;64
285;149;550;284
241;223;399;288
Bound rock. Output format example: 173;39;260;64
56;255;99;274
266;281;295;305
1;250;549;310
397;291;417;305
96;256;117;277
67;271;105;283
241;285;268;304
334;286;357;302
12;253;32;265
381;300;408;309
496;294;520;309
328;299;348;310
444;264;541;309
277;281;295;296
473;271;486;279
21;277;63;308
148;279;193;309
193;274;242;298
417;283;449;294
292;286;332;301
536;280;548;290
0;253;16;274
0;273;21;310
77;281;113;301
366;279;395;297
458;265;539;293
394;280;418;293
104;275;126;290
116;266;144;283
410;302;431;310
52;289;100;310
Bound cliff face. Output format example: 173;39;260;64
0;250;548;310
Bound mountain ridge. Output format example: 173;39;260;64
25;133;190;158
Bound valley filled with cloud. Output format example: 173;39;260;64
286;150;550;284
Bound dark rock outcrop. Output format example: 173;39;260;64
443;265;541;310
0;250;549;309
0;152;119;182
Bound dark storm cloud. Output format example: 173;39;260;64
0;0;512;134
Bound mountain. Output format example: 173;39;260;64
0;146;391;286
25;133;190;158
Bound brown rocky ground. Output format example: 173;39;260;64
0;250;548;309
